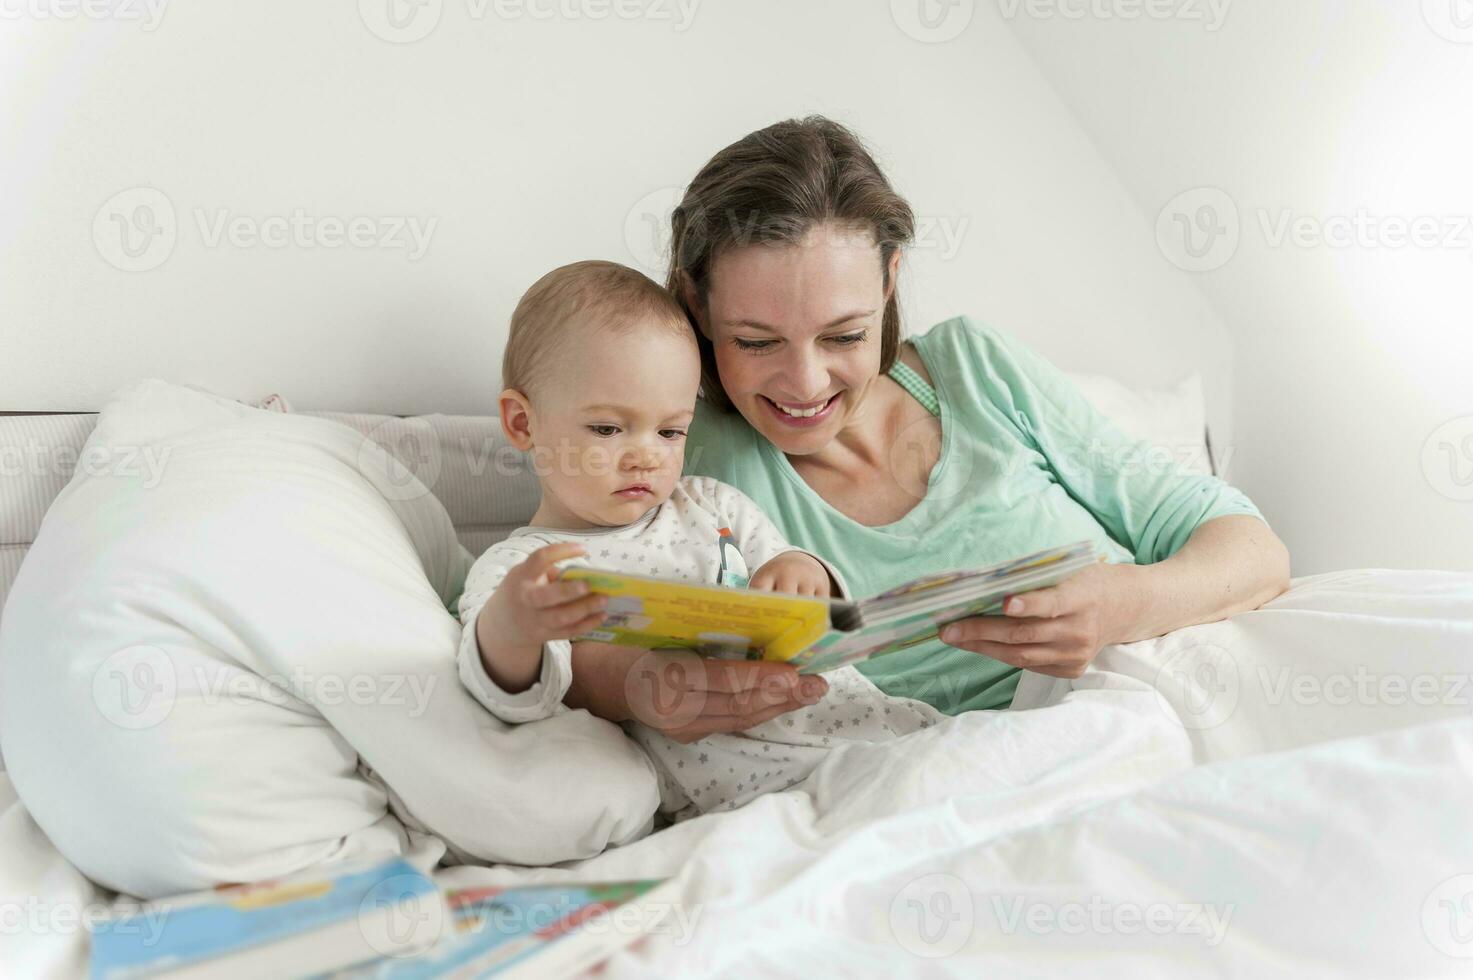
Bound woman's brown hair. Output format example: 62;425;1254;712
665;116;915;412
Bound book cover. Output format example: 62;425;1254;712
322;879;676;980
558;568;833;662
90;856;442;980
559;540;1106;673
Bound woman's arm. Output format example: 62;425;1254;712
1111;514;1291;644
941;515;1291;678
564;641;829;742
935;320;1292;677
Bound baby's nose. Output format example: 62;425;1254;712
622;446;662;470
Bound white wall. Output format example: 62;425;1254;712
1006;0;1473;575
1;2;1231;453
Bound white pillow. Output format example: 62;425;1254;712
0;380;656;898
1063;371;1213;477
305;411;541;557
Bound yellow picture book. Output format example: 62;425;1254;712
558;540;1107;674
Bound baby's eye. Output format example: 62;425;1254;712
587;425;620;437
659;429;687;440
732;338;775;352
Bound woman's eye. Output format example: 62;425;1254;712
830;331;868;346
732;338;774;352
587;425;619;437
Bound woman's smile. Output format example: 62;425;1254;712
760;392;841;427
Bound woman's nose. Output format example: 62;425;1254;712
779;351;830;400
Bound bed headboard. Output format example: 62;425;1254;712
0;410;543;633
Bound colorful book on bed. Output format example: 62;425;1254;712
321;879;678;980
88;856;443;980
558;539;1107;674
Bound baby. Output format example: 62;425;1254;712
456;260;941;822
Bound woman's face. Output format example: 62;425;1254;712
698;222;899;457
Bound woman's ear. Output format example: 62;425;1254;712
499;388;536;451
883;249;902;304
679;273;711;339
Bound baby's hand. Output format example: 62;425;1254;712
749;552;832;597
489;542;610;646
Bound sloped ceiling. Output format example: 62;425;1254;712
1005;1;1473;572
1005;2;1473;353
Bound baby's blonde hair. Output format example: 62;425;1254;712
503;260;694;398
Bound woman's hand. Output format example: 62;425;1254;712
937;562;1143;679
564;641;828;743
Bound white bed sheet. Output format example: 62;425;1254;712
3;567;1471;978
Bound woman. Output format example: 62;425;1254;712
566;116;1290;739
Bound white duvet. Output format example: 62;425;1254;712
5;566;1471;978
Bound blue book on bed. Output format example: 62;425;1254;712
321;879;677;980
89;855;442;980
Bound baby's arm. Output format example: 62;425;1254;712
478;542;608;691
456;541;606;723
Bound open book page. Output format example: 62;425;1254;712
856;540;1104;622
779;541;1105;673
560;541;1105;672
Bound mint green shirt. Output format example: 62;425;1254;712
684;315;1268;714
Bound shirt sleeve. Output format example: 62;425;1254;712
962;318;1269;566
455;539;573;723
689;476;852;600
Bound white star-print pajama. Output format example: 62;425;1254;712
457;475;946;822
633;662;944;821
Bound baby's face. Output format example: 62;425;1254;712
525;323;702;529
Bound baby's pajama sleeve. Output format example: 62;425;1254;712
456;544;573;723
